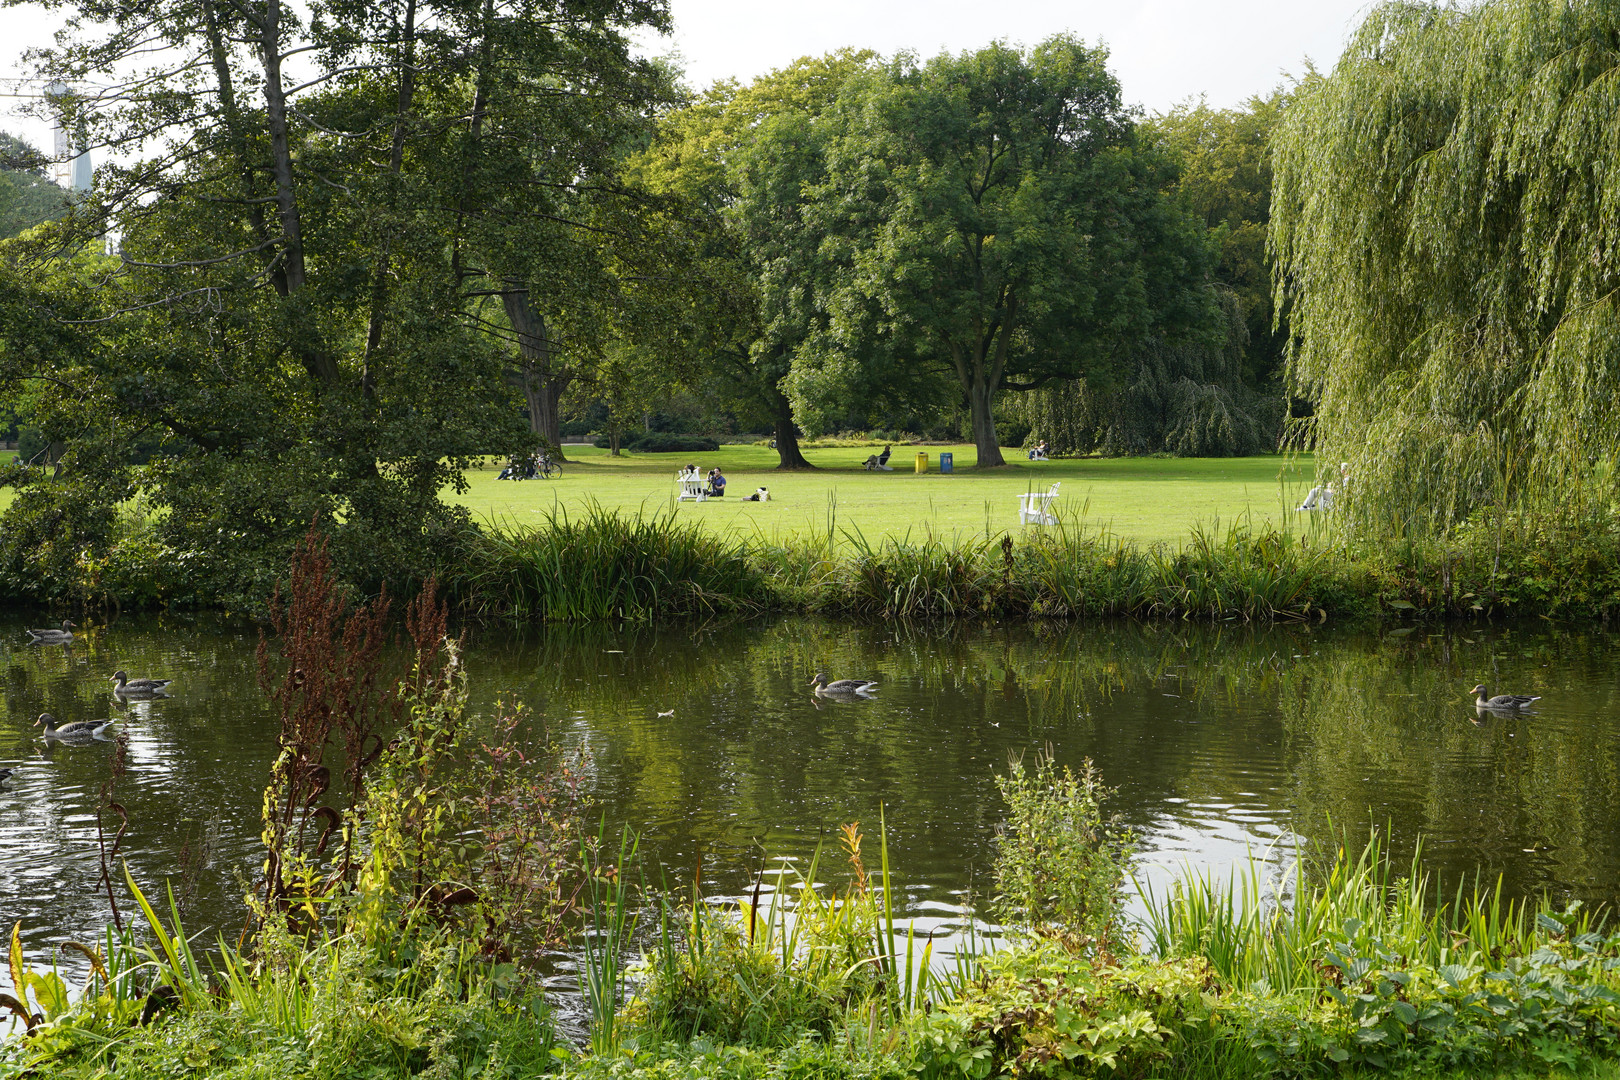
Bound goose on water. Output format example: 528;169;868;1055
25;620;75;644
809;672;879;696
0;767;14;782
110;670;173;696
34;713;115;739
1470;684;1541;711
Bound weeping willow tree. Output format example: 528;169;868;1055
1272;0;1620;537
1022;291;1281;456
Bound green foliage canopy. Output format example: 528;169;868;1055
629;51;883;468
0;0;670;603
0;133;67;239
1272;0;1620;536
1147;92;1287;388
1016;93;1287;459
805;37;1219;466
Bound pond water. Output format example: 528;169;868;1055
2;611;1618;983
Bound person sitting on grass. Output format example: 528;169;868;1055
498;452;534;480
743;486;769;502
707;468;727;497
877;444;891;467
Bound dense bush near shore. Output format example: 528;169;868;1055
448;507;778;621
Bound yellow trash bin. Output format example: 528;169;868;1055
915;452;928;473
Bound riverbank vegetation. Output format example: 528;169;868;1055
7;491;1620;622
442;502;1620;624
4;538;1617;1076
8;722;1620;1079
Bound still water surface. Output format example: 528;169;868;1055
1;612;1617;979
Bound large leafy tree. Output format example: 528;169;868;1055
630;51;880;469
1147;92;1287;388
809;37;1218;466
1023;93;1288;459
0;134;67;239
1272;0;1620;536
0;0;668;600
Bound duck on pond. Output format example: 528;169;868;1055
1470;684;1540;711
110;671;173;697
809;673;879;696
26;620;75;644
34;713;115;740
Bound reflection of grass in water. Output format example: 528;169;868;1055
1275;631;1620;901
502;616;1620;919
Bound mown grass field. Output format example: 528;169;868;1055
450;444;1328;546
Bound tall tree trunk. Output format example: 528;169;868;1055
258;0;339;388
969;376;1005;466
448;0;494;287
502;284;571;457
361;0;419;398
769;387;814;469
202;0;275;284
959;300;1015;467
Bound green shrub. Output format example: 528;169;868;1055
0;461;131;605
565;1031;915;1080
627;902;850;1046
990;752;1135;944
908;945;1227;1080
594;432;721;453
1138;831;1620;1074
624;825;900;1048
2;927;563;1079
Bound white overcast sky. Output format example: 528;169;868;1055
1;0;1374;157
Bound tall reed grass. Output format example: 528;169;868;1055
449;504;775;621
1135;830;1592;994
627;815;991;1048
446;507;1367;623
799;516;1344;621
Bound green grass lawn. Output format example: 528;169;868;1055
450;444;1332;547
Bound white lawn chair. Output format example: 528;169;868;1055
1017;482;1060;526
676;474;707;502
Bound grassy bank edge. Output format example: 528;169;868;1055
3;501;1615;625
440;505;1620;625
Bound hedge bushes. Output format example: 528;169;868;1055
592;432;721;453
